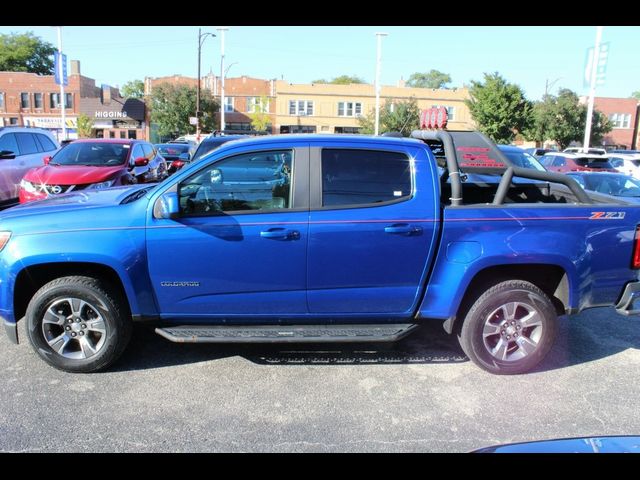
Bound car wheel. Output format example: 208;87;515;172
25;276;132;373
458;280;557;375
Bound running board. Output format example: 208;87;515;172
155;324;419;344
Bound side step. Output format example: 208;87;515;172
155;324;419;344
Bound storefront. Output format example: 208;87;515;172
22;116;79;141
81;95;146;140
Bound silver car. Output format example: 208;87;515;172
0;127;60;207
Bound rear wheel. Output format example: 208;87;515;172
458;280;557;375
26;276;132;373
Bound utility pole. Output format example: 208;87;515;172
217;27;229;134
374;32;388;136
56;27;66;141
197;29;216;140
583;26;604;151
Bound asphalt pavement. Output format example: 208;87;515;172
1;306;639;452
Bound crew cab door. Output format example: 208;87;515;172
146;145;310;318
306;143;439;315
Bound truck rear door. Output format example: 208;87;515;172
306;142;440;315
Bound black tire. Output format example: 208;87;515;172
458;280;557;375
25;276;132;373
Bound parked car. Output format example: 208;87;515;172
497;145;546;171
0;127;59;207
155;143;192;174
2;131;640;375
563;147;607;155
19;139;168;203
606;153;640;179
523;147;555;158
191;135;249;162
566;172;640;202
539;152;616;173
610;149;640;155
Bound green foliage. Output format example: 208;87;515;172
312;75;365;85
248;96;271;132
465;72;532;144
121;79;144;99
406;70;452;89
0;32;56;75
524;88;612;149
358;97;421;136
150;83;219;138
632;91;640;101
77;114;94;138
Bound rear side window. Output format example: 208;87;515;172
321;149;411;207
15;133;39;155
35;133;57;152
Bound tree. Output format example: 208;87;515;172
358;97;421;136
524;88;612;150
406;70;452;89
150;83;219;138
0;32;56;75
465;72;532;144
77;114;94;138
632;91;640;101
248;96;271;132
121;79;144;99
312;75;365;85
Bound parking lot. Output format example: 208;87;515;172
1;306;639;453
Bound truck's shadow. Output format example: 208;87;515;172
112;308;640;373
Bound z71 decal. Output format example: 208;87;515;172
590;211;626;220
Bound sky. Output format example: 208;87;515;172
1;26;638;101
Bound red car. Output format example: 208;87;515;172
19;139;168;203
539;152;617;173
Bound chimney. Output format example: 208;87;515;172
397;76;406;88
101;84;111;105
70;60;81;75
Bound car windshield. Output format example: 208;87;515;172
156;144;189;156
501;150;546;171
574;157;613;168
50;142;130;166
578;174;640;197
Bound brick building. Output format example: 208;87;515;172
0;60;146;141
593;97;640;150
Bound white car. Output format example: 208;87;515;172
607;153;640;179
564;147;607;155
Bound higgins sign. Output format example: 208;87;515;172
95;111;128;119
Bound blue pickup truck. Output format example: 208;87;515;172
1;131;639;375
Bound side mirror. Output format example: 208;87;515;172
134;156;149;167
153;191;179;219
179;152;191;161
0;150;16;160
43;155;52;165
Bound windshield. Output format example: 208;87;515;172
574;157;613;168
156;144;189;157
577;174;640;197
51;142;130;166
501;150;546;171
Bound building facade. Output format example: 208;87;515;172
274;81;473;134
0;61;146;141
593;97;640;150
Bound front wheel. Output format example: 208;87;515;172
458;280;557;375
26;276;132;373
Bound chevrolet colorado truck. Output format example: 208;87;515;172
1;131;639;374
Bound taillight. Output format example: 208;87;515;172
172;160;184;169
633;226;640;269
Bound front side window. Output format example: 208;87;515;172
552;157;565;167
321;149;412;207
179;150;293;215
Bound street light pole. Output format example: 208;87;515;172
374;32;388;136
56;26;66;141
583;26;604;151
217;27;229;134
197;28;216;140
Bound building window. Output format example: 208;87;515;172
335;126;362;134
20;93;30;109
431;105;456;122
224;97;234;113
609;113;631;129
280;125;316;134
0;92;5;110
120;131;126;139
289;100;313;116
128;130;137;139
50;93;73;109
226;122;252;131
109;131;115;138
337;101;362;117
34;93;43;109
247;97;269;113
9;117;18;125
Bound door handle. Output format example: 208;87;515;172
384;224;422;236
260;228;300;240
